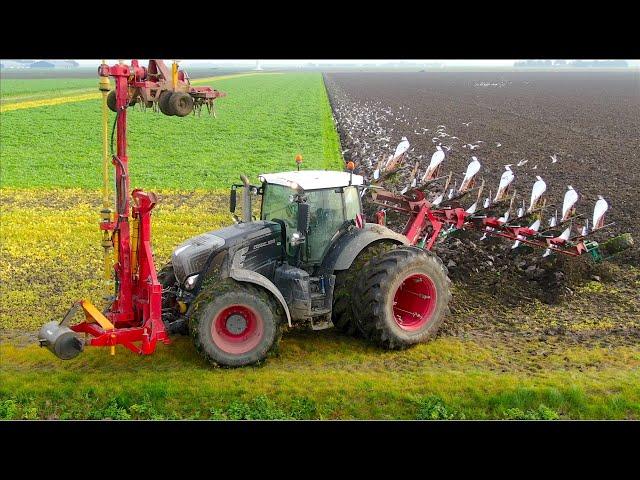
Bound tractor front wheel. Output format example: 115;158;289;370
354;246;451;349
189;280;283;367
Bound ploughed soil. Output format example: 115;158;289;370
324;71;640;348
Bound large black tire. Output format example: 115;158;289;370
158;91;174;116
168;92;194;117
354;246;451;350
332;241;399;336
189;279;283;367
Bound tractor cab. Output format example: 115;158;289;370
258;170;364;265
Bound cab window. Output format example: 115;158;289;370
304;188;346;264
343;186;361;220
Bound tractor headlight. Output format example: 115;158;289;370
184;274;199;290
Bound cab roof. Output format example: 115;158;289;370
258;170;364;190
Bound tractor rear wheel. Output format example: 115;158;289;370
354;246;451;350
189;279;283;367
168;92;194;117
158;91;174;116
332;241;399;336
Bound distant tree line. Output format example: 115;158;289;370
514;60;628;68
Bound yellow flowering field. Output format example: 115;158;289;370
0;188;230;331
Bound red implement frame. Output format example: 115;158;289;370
66;61;222;355
371;188;590;257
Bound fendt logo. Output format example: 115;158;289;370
252;238;276;251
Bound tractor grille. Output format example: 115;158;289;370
171;232;225;285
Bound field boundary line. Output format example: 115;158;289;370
1;92;100;113
191;72;283;84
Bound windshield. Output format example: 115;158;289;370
261;184;297;227
304;188;347;264
261;184;362;265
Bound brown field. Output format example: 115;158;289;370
324;71;640;348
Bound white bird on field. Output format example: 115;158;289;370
462;122;471;127
496;142;502;147
550;154;558;163
517;159;528;167
532;164;538;170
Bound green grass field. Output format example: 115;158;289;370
1;72;638;420
0;73;342;188
0;78;98;100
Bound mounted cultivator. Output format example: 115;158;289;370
104;59;226;117
366;140;630;262
37;64;633;367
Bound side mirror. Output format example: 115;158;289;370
297;202;310;235
230;187;237;213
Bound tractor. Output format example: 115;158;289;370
159;169;451;366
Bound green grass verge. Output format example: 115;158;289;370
0;73;342;189
1;333;638;419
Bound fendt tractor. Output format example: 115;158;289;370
38;60;631;367
160;169;448;366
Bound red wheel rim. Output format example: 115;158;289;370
392;273;437;331
211;305;264;354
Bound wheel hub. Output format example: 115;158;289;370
226;314;248;335
392;273;437;331
211;304;264;355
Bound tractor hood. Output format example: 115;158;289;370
171;221;282;286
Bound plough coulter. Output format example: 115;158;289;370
37;65;633;367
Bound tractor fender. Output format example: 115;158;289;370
322;223;409;272
230;267;292;327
